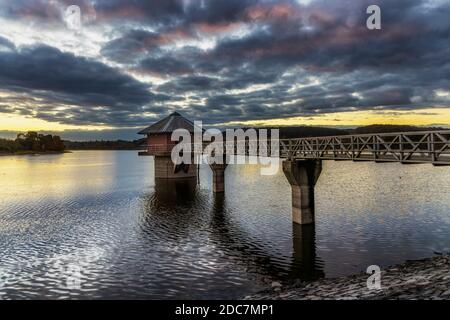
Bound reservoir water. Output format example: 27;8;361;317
0;150;449;299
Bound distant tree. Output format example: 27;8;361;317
40;134;56;151
16;132;38;150
14;131;65;152
51;135;65;151
63;139;145;150
0;138;22;153
352;124;443;134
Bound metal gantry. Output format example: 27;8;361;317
279;130;450;165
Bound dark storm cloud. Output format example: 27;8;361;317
0;46;151;105
95;0;450;123
94;0;184;23
203;0;448;73
138;56;193;76
0;36;15;51
101;29;170;63
0;0;257;24
0;104;12;113
0;0;449;128
0;0;62;21
92;0;258;27
0;45;171;126
184;0;258;24
158;75;221;93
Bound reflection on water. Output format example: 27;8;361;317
0;151;449;299
291;224;324;281
153;178;198;204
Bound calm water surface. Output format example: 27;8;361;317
0;151;449;299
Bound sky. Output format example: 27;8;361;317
0;0;449;140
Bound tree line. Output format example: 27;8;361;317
64;139;145;150
0;132;65;154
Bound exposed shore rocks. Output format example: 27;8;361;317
246;254;450;300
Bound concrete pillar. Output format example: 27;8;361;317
282;160;322;225
209;163;228;193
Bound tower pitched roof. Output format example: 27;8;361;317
138;112;198;134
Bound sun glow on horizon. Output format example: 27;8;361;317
0;113;114;132
223;108;450;127
2;108;450;137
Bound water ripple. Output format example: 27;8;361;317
0;151;449;299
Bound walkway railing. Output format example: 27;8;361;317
279;131;450;164
141;130;450;165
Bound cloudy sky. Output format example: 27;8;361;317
0;0;449;140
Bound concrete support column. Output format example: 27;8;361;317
209;163;228;193
283;159;322;225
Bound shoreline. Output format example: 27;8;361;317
0;150;70;156
245;254;450;300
